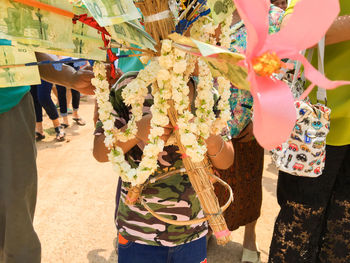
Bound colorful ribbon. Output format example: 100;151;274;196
73;14;118;78
11;0;119;79
13;0;74;18
214;229;231;239
175;6;210;34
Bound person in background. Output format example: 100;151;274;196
269;1;350;262
271;0;287;10
57;84;86;127
0;47;95;263
214;4;284;263
30;80;66;142
56;61;87;128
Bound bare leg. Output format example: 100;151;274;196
66;88;72;110
243;220;258;251
52;118;60;129
62;116;69;126
72;109;79;119
52;118;65;141
242;220;259;263
35;122;44;135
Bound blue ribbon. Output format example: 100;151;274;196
175;8;211;34
23;54;139;71
25;58;90;71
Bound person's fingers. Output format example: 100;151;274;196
237;128;249;139
160;134;171;143
163;122;174;129
83;65;93;71
163;128;172;136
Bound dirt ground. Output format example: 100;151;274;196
34;96;280;263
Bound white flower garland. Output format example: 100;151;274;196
213;15;235;135
195;59;216;140
116;60;161;142
220;15;233;49
93;62;164;186
191;15;233;137
212;76;231;135
93;21;233;184
165;41;208;162
190;17;217;44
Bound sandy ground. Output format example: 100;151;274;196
34;96;280;263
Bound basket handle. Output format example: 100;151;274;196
140;173;233;226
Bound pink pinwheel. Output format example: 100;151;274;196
233;0;349;149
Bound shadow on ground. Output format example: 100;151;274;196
36;97;95;151
262;176;277;197
207;236;243;263
87;249;117;263
87;238;118;263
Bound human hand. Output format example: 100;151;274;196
106;65;123;88
234;122;254;142
136;114;152;143
85;64;123;87
160;123;173;143
70;64;123;95
206;134;234;169
69;68;95;95
136;115;173;144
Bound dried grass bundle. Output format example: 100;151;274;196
167;100;231;245
135;0;175;50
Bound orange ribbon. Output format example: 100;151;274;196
13;0;74;18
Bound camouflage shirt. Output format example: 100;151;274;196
95;72;208;247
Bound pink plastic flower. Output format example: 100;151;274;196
234;0;349;149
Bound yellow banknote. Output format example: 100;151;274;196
191;39;249;91
108;20;156;51
82;0;141;26
0;45;40;88
0;0;74;50
0;0;106;60
168;33;249;90
207;0;236;25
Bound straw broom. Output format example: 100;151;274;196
134;0;175;52
125;0;231;245
166;100;231;245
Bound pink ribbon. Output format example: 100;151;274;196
126;195;137;203
214;229;231;239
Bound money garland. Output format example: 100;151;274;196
69;0;83;6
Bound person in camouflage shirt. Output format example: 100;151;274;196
93;71;234;263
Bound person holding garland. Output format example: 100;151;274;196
213;4;284;263
93;66;234;263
